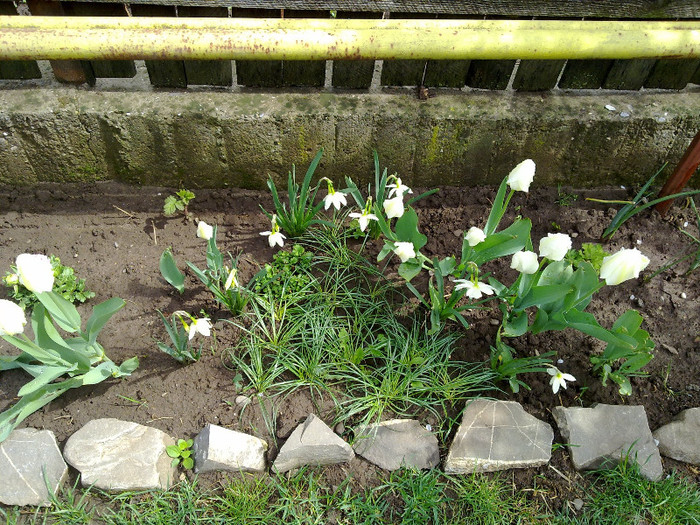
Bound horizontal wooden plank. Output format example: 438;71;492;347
59;0;700;18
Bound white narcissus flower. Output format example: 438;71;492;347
323;189;347;211
15;253;54;293
454;279;495;300
599;248;650;286
0;299;27;336
383;196;405;219
188;317;212;340
548;366;576;394
539;233;572;262
387;177;413;199
224;268;238;290
349;210;378;232
393;241;416;262
511;250;539;274
260;215;286;248
506;159;536;192
197;221;214;241
465;227;486;247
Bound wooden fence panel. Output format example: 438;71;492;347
0;2;42;80
177;5;232;86
380;13;426;87
63;1;136;78
466;59;516;90
130;3;186;88
282;9;327;87
692;63;700;84
331;10;379;89
644;59;700;90
232;7;283;87
512;59;566;91
558;60;613;89
603;59;656;90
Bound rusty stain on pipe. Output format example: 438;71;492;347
0;17;699;61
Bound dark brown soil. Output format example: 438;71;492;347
1;182;698;509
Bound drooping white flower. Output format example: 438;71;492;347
196;221;213;241
349;210;378;232
548;366;576;394
0;299;26;336
188;317;212;340
387;177;413;199
454;279;495;300
383;196;405;219
323;188;347;211
465;227;486;247
539;233;572;262
224;268;238;290
15;253;54;293
511;250;539;274
599;248;650;286
260;215;286;248
393;241;416;263
506;159;536;192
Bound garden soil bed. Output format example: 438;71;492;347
1;182;699;512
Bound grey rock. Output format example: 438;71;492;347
444;399;553;474
572;498;584;511
193;424;267;473
653;408;700;465
273;414;354;473
63;418;176;491
552;404;663;481
0;428;68;506
235;395;251;407
353;419;439;471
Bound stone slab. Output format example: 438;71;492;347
445;399;553;474
273;414;354;473
653;407;700;465
193;424;267;473
353;419;439;471
553;404;663;481
63;418;177;491
0;428;68;506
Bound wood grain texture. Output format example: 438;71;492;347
466;60;516;90
644;59;700;90
58;0;700;18
179;5;233;86
603;59;656;90
232;7;283;87
558;60;613;89
512;59;566;91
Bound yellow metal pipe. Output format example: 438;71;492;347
0;17;699;61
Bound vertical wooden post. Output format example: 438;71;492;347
655;129;700;216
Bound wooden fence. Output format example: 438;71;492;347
1;0;700;90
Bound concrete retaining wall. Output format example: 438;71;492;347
0;88;698;188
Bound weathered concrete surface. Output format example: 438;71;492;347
0;88;698;188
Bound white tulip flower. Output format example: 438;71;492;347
15;253;54;294
393;241;416;262
454;279;495;300
599;248;650;286
349;210;378;232
548;366;576;394
196;221;214;241
387;177;413;199
511;250;539;274
465;227;486;247
224;268;239;290
383;196;405;219
260;215;286;248
506;159;536;192
0;299;27;336
188;317;212;340
539;233;572;261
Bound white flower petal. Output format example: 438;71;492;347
0;299;27;336
506;159;536;192
539;233;572;262
599;248;650;286
16;253;54;293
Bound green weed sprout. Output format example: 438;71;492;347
4;254;95;311
0;254;138;442
262;149;329;238
156;310;211;364
167;439;194;469
164;189;195;218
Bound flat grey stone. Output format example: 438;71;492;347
353;419;439;471
63;418;176;491
653;407;700;465
553;404;663;481
273;414;354;473
0;428;68;506
444;399;553;474
193;424;267;473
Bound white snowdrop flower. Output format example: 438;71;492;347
188;317;212;340
454;279;495;300
548;366;576;394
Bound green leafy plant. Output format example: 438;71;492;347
163;189;195;217
4;255;95;311
253;244;317;300
0;291;138;442
565;242;611;272
262;149;329;238
555;184;578;206
167;438;194;469
490;341;555;393
156;310;208;364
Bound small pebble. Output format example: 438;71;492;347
620;111;630;118
557;359;564;364
235;395;251;407
620;185;626;190
605;104;616;111
489;318;500;326
114;242;119;248
680;292;687;299
334;422;345;435
573;498;584;511
425;424;432;432
636;298;644;308
683;221;689;228
636;239;642;245
630;295;635;301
